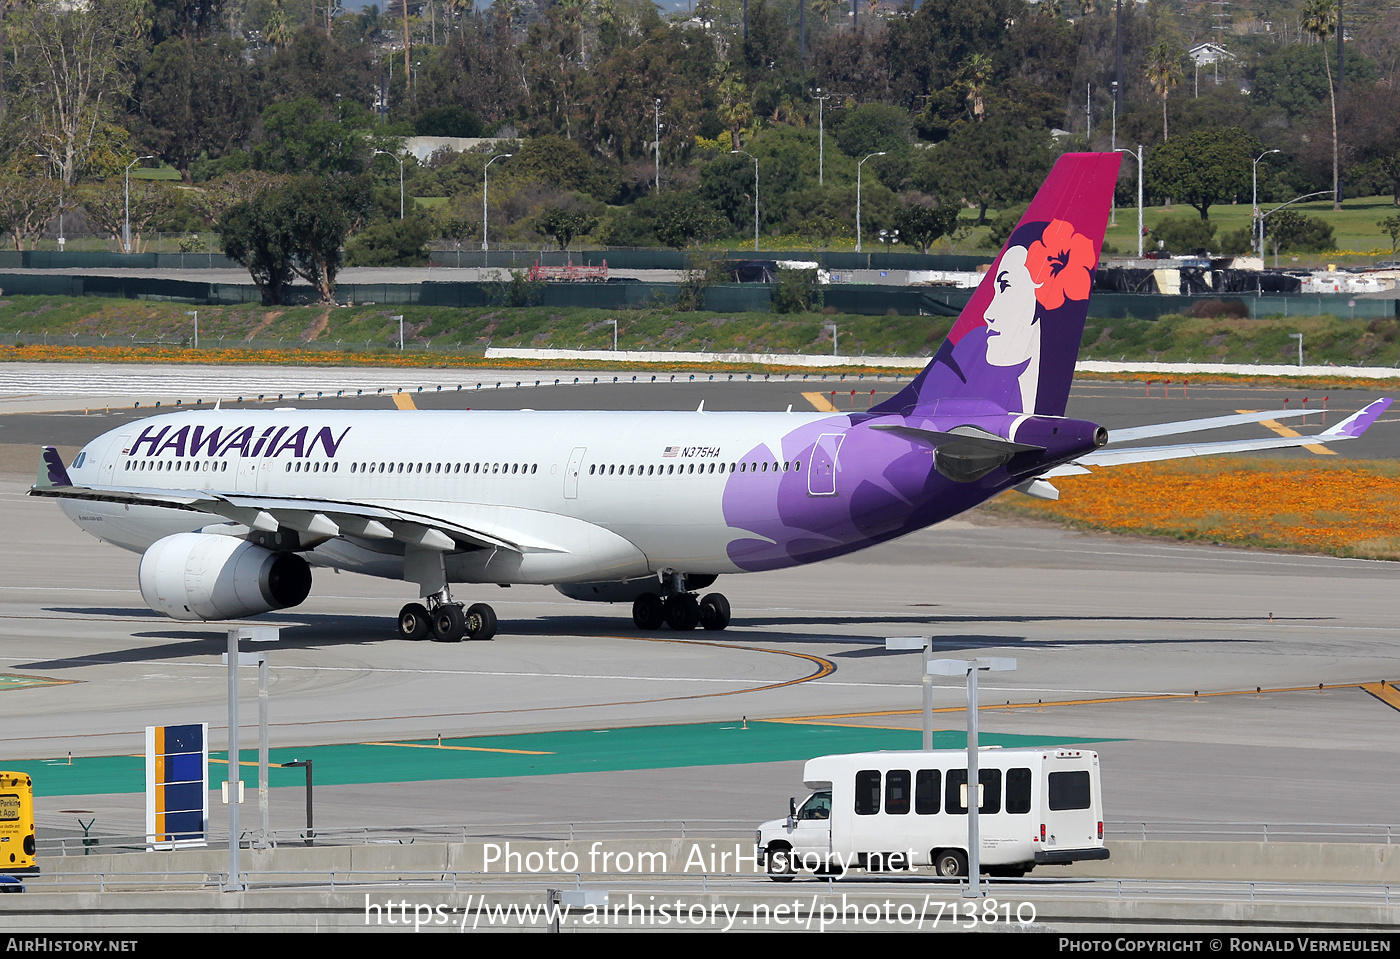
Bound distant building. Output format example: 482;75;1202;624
1187;42;1235;68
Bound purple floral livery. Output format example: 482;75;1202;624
721;153;1120;571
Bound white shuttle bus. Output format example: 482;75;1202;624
755;747;1109;880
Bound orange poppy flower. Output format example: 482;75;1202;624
1026;219;1095;311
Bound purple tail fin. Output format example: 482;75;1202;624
873;152;1120;418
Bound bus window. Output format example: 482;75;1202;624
0;772;37;874
885;770;911;815
854;770;881;815
1006;768;1032;814
915;769;941;815
946;769;1001;814
798;791;832;821
1048;771;1092;810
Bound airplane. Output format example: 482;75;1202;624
29;153;1391;643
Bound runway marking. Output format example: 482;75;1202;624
1237;409;1335;456
1360;682;1400;713
802;392;838;412
772;680;1398;723
362;741;554;756
392;392;417;411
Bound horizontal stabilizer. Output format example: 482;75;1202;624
1053;398;1392;470
1109;408;1321;444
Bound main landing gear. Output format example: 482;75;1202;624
398;591;497;643
631;575;731;632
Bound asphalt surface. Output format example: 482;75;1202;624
1;368;1398;850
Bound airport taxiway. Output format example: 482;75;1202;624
1;368;1398;844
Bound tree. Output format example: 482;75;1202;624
1144;127;1261;221
0;171;61;250
77;179;178;252
221;176;374;305
1265;209;1335;256
651;192;726;249
1302;0;1342;211
1377;215;1400;259
924;114;1056;224
1145;41;1182;142
537;206;599;250
893;204;960;253
1148;214;1218;254
5;0;139;185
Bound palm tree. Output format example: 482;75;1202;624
961;53;994;122
1302;0;1342;211
1145;41;1182;141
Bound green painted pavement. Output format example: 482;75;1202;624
8;722;1106;797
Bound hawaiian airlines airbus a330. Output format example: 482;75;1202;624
30;154;1390;641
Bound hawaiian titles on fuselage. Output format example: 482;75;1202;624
125;424;352;459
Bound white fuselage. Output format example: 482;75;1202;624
60;407;861;586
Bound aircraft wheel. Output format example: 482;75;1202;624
431;604;466;642
664;593;701;631
699;592;731;631
934;849;968;879
465;603;497;641
398;603;431;641
632;592;665;630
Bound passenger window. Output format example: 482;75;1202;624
915;769;940;815
885;770;911;815
1048;771;1092;811
1006;768;1032;814
854;770;880;815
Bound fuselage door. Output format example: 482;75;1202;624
807;433;844;497
564;446;587;500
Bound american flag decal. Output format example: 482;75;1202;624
662;446;680;457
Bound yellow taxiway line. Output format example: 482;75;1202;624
393;392;418;411
1238;409;1334;455
802;392;838;413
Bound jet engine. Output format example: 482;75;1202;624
138;532;313;621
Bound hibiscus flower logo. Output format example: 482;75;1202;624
1026;219;1095;311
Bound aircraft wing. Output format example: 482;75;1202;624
28;456;573;554
1041;398;1392;476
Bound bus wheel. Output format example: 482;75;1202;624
766;845;795;882
934;849;968;878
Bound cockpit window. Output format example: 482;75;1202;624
798;790;832;821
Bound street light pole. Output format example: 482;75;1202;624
929;656;1017;898
123;155;154;255
856;152;886;254
1252;149;1280;258
1290;332;1303;367
654;99;662;192
186;311;198;350
375;150;407;219
814;91;831;186
1115;146;1143;258
482;153;513;254
731;150;759;252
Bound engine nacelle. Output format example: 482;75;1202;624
139;532;312;621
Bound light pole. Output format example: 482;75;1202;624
1109;82;1118;226
929;656;1017;898
731;150;760;252
375;150;407;219
606;318;618;351
825;322;838;356
814;90;832;186
123;155;155;255
392;314;404;350
885;636;935;749
856;152;886;254
1289;332;1303;367
1115;146;1143;259
186;311;198;349
653;99;662;192
1252;149;1280;258
482;153;513;254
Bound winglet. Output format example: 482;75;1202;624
1321;398;1392;440
36;447;72;489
